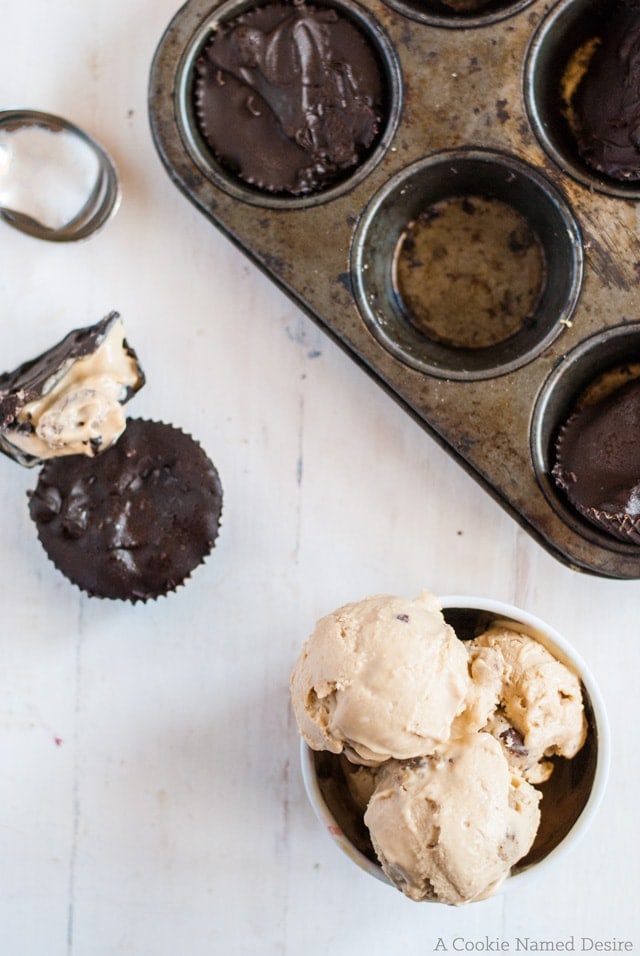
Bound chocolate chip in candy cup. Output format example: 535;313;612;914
28;418;223;601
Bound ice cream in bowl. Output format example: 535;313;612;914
291;592;609;905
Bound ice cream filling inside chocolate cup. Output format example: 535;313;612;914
352;150;582;381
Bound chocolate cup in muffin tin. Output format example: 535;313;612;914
525;0;640;200
149;0;640;578
352;149;582;381
531;323;640;553
175;0;402;208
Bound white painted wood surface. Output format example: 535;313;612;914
0;2;637;953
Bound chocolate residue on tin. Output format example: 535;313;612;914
193;1;386;195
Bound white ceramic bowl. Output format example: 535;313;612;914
299;595;610;899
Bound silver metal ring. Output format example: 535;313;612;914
0;109;120;241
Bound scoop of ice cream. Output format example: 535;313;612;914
290;591;470;766
463;625;587;783
364;732;541;905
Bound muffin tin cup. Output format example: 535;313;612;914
352;148;583;381
532;322;640;553
173;0;403;209
299;596;610;900
149;0;640;577
525;0;640;199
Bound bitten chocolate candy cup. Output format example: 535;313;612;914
352;149;583;381
299;597;609;902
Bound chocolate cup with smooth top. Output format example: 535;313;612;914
571;0;640;182
192;0;387;196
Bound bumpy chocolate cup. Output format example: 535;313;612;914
525;0;640;199
351;149;583;381
28;418;223;602
299;596;609;901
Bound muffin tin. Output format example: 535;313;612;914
149;0;640;578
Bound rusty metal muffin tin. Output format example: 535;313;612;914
149;0;640;578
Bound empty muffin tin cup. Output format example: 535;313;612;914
174;0;402;209
532;322;640;553
352;149;583;381
382;0;535;29
299;596;609;900
525;0;640;199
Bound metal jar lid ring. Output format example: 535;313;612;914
0;109;120;242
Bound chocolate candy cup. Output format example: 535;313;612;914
193;1;389;197
552;378;640;545
28;418;223;601
526;0;640;198
160;0;402;209
533;324;640;552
